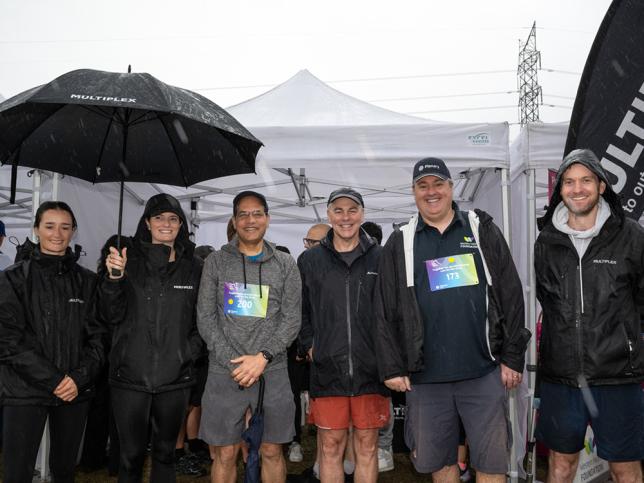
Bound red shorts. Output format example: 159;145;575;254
308;394;390;430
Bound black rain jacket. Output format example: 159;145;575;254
0;248;105;406
374;208;531;381
298;230;388;398
535;156;644;386
98;210;203;394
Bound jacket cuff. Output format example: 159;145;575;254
68;368;88;391
382;371;408;382
499;355;525;373
47;373;66;394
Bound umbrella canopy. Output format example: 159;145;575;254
0;67;262;189
241;375;265;483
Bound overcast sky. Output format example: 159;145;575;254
0;0;612;127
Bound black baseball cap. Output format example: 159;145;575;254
0;220;5;236
412;157;452;183
233;190;269;216
327;187;364;207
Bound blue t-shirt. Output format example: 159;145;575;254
410;210;496;384
247;252;264;262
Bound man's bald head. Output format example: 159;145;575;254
304;223;330;249
307;224;330;240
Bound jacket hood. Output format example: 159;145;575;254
538;149;624;230
134;194;190;243
221;237;277;297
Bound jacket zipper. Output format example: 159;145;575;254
345;270;354;395
575;263;584;385
153;283;164;391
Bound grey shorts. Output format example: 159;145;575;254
405;366;511;474
199;368;295;446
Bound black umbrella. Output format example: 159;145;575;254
0;67;262;246
241;375;265;483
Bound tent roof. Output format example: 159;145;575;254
229;69;434;127
226;70;510;171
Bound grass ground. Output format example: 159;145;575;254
0;426;548;482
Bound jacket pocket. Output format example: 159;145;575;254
561;270;569;300
621;324;636;373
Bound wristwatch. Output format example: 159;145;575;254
260;350;274;363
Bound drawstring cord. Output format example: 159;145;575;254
241;254;247;289
241;253;263;298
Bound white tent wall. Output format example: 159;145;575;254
0;167;54;264
54;177;151;270
510;122;568;287
510;121;569;371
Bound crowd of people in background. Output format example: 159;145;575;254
0;151;642;483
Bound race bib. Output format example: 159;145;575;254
426;253;479;291
223;282;269;317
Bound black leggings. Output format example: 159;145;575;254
111;387;190;483
2;402;90;483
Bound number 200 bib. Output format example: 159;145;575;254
223;282;269;317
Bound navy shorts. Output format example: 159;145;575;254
535;381;644;462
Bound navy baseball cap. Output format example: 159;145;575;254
413;157;452;183
0;220;5;237
327;187;364;207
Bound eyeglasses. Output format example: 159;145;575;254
150;214;181;226
303;238;322;248
236;210;267;221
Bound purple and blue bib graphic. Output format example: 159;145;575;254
425;253;479;292
223;282;269;317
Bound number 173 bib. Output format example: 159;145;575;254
425;253;479;291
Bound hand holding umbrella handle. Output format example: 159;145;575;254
106;247;127;280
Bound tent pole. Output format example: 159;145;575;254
501;167;520;483
525;167;538;482
51;172;59;201
526;168;537;395
500;168;511;244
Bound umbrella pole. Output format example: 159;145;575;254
111;106;130;278
110;178;125;278
117;177;124;249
